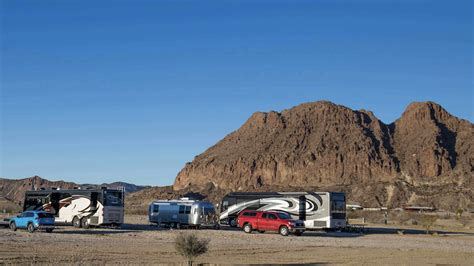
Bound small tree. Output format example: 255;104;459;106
421;215;437;234
456;208;464;219
175;233;210;266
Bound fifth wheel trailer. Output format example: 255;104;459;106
219;192;346;230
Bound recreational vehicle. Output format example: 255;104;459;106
219;192;346;230
148;198;217;228
23;187;125;228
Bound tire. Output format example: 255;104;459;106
27;223;35;233
279;226;289;236
46;228;53;233
170;222;176;229
72;216;81;228
229;218;237;227
81;218;90;229
9;222;17;231
243;223;252;233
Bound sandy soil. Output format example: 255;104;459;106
0;215;473;265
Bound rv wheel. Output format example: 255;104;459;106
229;218;237;227
46;228;54;233
9;222;16;231
279;226;289;236
72;216;81;228
81;218;90;229
170;222;176;229
27;223;35;233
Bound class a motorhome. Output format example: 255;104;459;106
219;192;346;230
148;198;217;228
23;187;125;228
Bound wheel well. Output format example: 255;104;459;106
279;225;288;230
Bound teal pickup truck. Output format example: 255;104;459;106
9;210;55;233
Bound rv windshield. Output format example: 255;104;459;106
331;200;345;212
104;191;123;206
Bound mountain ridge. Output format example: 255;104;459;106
173;101;473;210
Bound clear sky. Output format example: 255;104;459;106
1;0;472;186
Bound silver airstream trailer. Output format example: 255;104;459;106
148;198;217;229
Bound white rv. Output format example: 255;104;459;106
148;198;217;229
23;187;125;228
219;192;346;230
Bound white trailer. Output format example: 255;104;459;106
148;198;217;228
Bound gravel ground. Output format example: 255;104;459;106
0;215;473;265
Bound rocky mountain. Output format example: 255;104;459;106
174;101;473;210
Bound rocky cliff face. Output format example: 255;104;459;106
174;101;473;209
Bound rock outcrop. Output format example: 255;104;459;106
174;101;473;210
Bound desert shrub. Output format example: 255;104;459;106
420;215;437;234
175;232;210;266
456;208;464;219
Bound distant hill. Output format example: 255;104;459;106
174;101;473;210
0;176;149;209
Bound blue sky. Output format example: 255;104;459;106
1;0;472;186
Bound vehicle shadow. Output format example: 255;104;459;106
53;229;140;235
296;227;474;238
363;227;474;236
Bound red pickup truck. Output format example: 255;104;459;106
237;210;305;236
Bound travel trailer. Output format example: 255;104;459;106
23;187;125;228
148;198;217;228
219;192;346;230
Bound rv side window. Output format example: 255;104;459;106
153;205;159;213
185;206;191;214
179;205;185;214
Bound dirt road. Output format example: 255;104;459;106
1;215;473;265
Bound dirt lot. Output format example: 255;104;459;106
0;215;473;265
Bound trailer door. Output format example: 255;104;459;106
299;196;306;221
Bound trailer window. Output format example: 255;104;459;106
152;205;159;213
179;205;185;214
185;206;191;214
